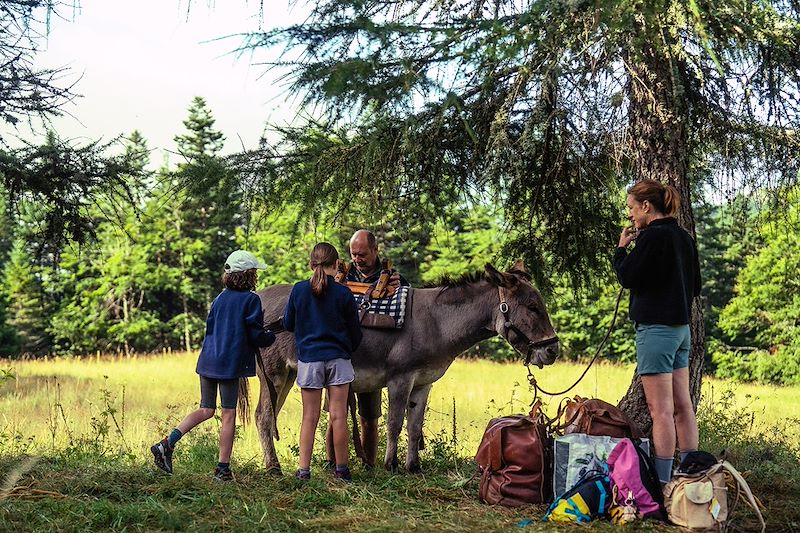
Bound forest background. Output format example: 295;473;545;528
0;92;796;387
1;0;800;392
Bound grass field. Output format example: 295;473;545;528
1;353;798;531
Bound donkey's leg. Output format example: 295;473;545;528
255;364;294;474
405;383;432;474
384;376;414;473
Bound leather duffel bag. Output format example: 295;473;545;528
558;395;644;439
475;401;553;506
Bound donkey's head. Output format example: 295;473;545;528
484;261;559;368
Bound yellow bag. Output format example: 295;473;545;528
663;461;764;532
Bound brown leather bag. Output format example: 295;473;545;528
475;401;553;506
558;396;644;439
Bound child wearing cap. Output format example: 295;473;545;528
150;250;276;481
283;242;362;481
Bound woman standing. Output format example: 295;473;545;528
613;179;702;485
283;242;363;481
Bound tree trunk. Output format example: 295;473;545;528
182;295;192;353
617;43;705;434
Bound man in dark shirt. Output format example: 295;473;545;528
347;229;409;288
326;229;409;468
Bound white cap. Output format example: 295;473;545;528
224;250;267;273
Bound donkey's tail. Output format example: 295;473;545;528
237;378;250;426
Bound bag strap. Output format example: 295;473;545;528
721;461;766;533
553;396;583;434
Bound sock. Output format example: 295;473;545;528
167;428;183;448
217;462;230;471
680;449;696;463
335;464;349;473
655;456;674;484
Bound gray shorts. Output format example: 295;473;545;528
635;323;691;375
199;376;239;410
297;358;355;389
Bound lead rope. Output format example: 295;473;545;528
527;287;626;404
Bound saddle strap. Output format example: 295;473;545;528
334;260;351;284
370;259;392;299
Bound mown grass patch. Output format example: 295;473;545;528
1;450;684;533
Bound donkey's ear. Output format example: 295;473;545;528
511;259;526;273
485;263;513;287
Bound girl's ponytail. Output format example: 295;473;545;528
310;263;328;296
309;242;339;296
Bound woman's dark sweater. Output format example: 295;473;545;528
613;217;701;325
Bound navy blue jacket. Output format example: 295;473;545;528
613;217;701;325
196;289;276;379
283;276;363;363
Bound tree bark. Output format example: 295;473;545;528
618;43;705;434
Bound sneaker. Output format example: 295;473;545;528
334;466;352;482
213;467;234;482
295;469;311;480
151;440;173;474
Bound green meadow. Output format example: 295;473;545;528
1;353;798;531
2;353;797;457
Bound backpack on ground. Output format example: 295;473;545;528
606;438;666;521
552;432;650;499
664;452;765;532
474;400;553;506
543;464;612;523
557;396;644;439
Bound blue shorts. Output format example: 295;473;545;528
635;323;690;375
199;376;239;409
297;358;354;389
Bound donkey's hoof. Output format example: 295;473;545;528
407;463;423;475
384;459;399;473
266;466;283;476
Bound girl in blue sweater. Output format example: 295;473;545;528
151;250;276;481
283;242;362;481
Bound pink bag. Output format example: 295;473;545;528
606;438;665;520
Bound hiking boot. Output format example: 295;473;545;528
151;439;173;474
213;467;234;482
334;466;352;482
295;469;311;480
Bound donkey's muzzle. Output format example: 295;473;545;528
529;338;559;368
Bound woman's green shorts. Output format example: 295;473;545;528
635;323;691;375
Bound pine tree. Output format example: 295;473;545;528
240;0;800;428
139;98;240;352
2;239;48;355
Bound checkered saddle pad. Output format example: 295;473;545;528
354;286;411;329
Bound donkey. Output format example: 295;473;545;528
250;261;559;473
